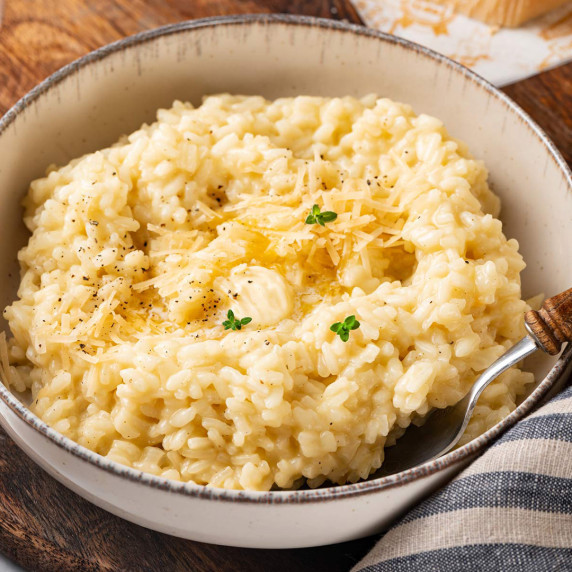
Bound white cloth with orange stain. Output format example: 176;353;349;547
353;0;572;86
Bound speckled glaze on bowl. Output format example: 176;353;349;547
0;15;571;548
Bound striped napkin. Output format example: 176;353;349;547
354;382;572;571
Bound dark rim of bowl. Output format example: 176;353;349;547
0;14;571;505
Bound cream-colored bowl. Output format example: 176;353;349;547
0;15;571;548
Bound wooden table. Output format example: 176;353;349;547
0;1;570;570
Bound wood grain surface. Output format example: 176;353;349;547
0;1;571;570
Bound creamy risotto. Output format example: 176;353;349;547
1;95;533;490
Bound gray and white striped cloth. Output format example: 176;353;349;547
354;385;572;571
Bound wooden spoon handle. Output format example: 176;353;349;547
525;287;572;355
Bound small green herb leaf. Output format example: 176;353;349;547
222;310;252;331
320;211;338;223
330;322;342;333
305;204;338;227
330;315;360;342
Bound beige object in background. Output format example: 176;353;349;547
439;0;571;27
354;0;572;85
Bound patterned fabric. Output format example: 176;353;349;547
354;385;572;571
353;0;572;87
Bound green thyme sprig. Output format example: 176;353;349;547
305;204;338;227
222;310;252;331
330;315;360;342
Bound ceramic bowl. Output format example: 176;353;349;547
0;15;571;549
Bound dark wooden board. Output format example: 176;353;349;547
0;422;375;572
0;1;571;570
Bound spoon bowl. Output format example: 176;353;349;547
381;337;538;475
381;287;572;476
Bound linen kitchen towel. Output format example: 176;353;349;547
354;380;572;571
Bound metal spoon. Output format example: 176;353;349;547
379;287;572;476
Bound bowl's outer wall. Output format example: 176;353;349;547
0;399;466;547
0;18;570;547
